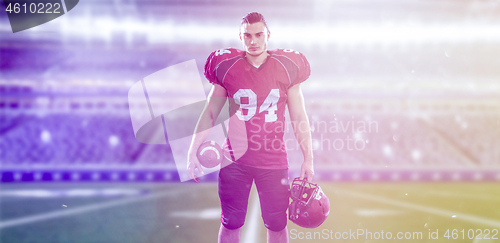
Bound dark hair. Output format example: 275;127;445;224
241;12;269;32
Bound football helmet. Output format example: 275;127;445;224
288;177;330;228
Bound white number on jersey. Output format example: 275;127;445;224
259;89;279;122
233;89;280;122
215;49;231;56
283;49;300;54
233;89;257;121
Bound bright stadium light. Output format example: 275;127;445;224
383;145;393;157
2;0;498;49
412;150;422;161
108;135;119;147
40;130;51;143
28;14;500;45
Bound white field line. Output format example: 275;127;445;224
242;190;260;243
0;188;184;229
423;190;500;202
336;189;500;228
355;209;405;217
170;208;221;219
375;186;500;202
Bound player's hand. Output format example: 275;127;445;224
299;160;314;182
187;152;204;183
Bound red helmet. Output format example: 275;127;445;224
288;177;330;228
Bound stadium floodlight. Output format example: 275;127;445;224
21;14;500;45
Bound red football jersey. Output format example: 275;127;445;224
204;48;310;169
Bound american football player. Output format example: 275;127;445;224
187;12;314;243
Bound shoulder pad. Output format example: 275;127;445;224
271;49;303;59
204;48;244;85
270;49;311;87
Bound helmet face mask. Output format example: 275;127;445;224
290;177;321;204
288;177;330;228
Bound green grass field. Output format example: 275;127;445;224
1;182;499;243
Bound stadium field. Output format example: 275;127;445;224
1;182;499;243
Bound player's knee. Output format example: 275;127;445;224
263;214;287;232
221;213;245;230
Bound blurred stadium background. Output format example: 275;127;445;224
1;0;500;242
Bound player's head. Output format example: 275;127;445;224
239;12;270;56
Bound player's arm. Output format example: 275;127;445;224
287;83;314;182
187;83;227;182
